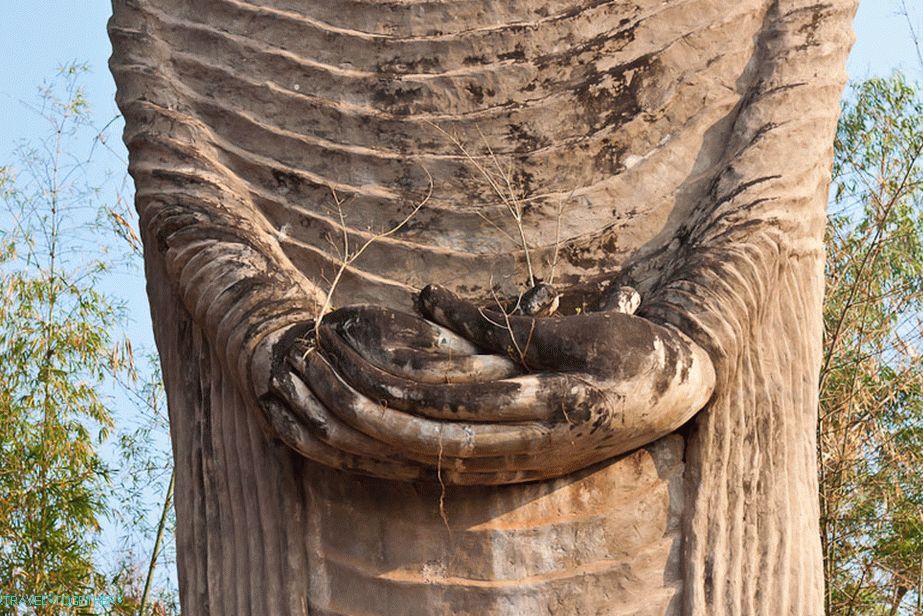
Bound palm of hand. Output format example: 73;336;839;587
264;283;715;484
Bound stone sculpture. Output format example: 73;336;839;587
109;0;858;613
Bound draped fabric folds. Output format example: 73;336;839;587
110;1;857;613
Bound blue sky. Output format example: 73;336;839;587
0;2;149;348
1;3;124;178
850;0;922;79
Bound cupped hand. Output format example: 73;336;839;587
261;284;716;485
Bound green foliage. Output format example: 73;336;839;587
0;64;129;611
0;63;177;615
820;74;923;615
106;357;178;616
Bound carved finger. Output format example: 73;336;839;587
365;347;519;383
264;365;654;484
306;325;714;466
271;366;609;478
321;305;479;355
419;284;607;372
270;366;414;463
420;284;520;345
258;395;427;482
302;348;565;458
331;306;519;383
419;284;717;395
297;350;687;481
311;324;587;422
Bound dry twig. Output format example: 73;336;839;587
312;166;433;340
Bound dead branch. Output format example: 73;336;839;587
312;165;433;340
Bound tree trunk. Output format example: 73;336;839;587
110;0;858;613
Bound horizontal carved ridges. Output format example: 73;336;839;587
110;0;768;301
110;0;857;613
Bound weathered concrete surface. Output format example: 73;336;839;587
148;259;687;614
110;0;858;613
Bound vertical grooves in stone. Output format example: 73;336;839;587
216;369;246;614
197;340;221;612
231;370;262;616
243;377;283;614
187;330;207;611
288;439;685;615
735;342;760;614
113;0;857;613
147;215;321;615
643;3;857;613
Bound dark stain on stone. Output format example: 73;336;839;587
572;55;656;134
796;3;831;49
272;168;304;191
554;0;625;22
594;141;627;175
508;122;552;151
533;18;637;71
463;54;490;66
564;224;619;270
372;82;425;115
466;83;485;104
498;44;527;62
376;55;441;75
512;166;537;204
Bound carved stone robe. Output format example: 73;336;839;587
109;0;857;613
